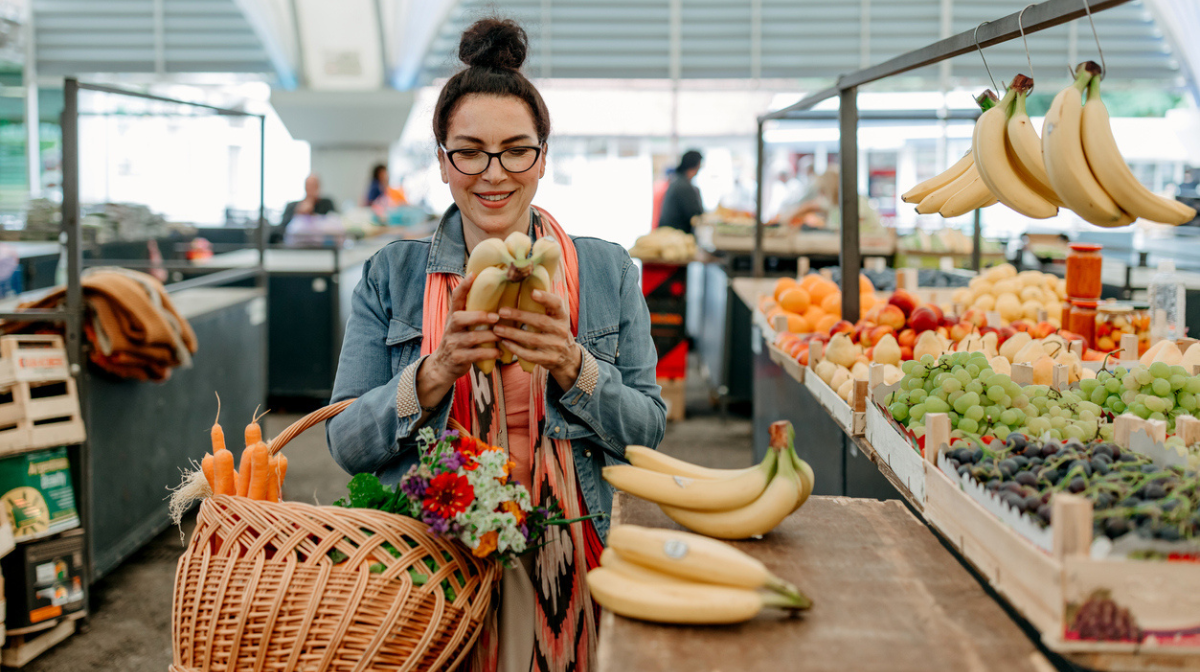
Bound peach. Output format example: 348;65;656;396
869;325;895;346
961;308;988;329
900;345;914;361
897;328;917;348
829;319;855;336
887;289;919;317
1010;320;1031;333
936;326;950;340
877;304;907;331
908;306;940;333
949;321;973;343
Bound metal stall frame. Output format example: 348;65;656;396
752;0;1136;323
3;78;269;588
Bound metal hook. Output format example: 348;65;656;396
1081;0;1106;79
1018;4;1036;88
973;21;1000;92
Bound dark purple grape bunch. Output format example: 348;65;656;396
1068;591;1141;643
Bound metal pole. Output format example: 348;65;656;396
258;115;269;409
839;87;861;324
753;120;765;278
972;207;982;272
62;77;92;591
23;3;40;198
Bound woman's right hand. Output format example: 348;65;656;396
418;273;501;400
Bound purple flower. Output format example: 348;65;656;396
438;450;467;472
401;474;430;500
519;523;529;539
439;429;460;442
421;509;461;537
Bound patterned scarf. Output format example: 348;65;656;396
421;207;602;672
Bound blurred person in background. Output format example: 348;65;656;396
275;173;337;242
365;163;390;206
657;150;705;234
650;166;674;229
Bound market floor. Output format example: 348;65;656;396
24;379;749;671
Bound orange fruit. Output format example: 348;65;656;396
759;296;777;314
774;277;798;301
802;306;825;327
820;291;841;314
860;292;878;311
778;287;811;314
786;313;811;334
858;273;875;294
808;278;837;305
815;314;839;334
797;273;822;292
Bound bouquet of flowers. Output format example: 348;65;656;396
335;427;594;565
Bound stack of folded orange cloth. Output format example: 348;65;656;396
5;268;197;382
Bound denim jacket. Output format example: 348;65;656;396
326;206;667;539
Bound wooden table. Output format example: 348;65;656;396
598;493;1054;672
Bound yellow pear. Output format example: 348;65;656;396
1151;341;1183;367
1014;340;1047;365
815;360;837;385
851;361;869;380
883;364;904;386
1031;354;1056;386
825;333;857;368
996;293;1024;323
1055;350;1082;383
1139;340;1168;367
999;332;1032;362
981;332;999;358
989;355;1012;376
830;366;851;392
913;331;945;361
836;377;854;402
873;334;901;366
1180;343;1200;374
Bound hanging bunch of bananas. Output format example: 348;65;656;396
904;63;1195;228
603;420;813;539
900;91;1000;218
1043;62;1196;227
586;524;812;624
464;231;563;374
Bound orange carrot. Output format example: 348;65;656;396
266;456;280;502
245;405;265;447
248;444;270;501
236;445;256;497
277;455;288;489
214;449;236;496
201;454;215;491
211;393;226;453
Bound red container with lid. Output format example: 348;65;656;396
1069;299;1098;349
1066;243;1103;300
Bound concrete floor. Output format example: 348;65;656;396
25;378;749;671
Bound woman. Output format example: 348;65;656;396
326;17;666;672
365;163;389;207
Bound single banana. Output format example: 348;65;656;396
505;231;532;260
530;236;562;279
973;79;1057;219
586;567;807;625
659;445;802;540
1007;89;1065;206
916;161;979;215
466;266;509;375
465;238;514;278
599;548;690;584
496;281;522;365
902;151;974;204
605;524;806;601
624;445;757;480
1081;76;1197;225
1043;62;1126;227
937;176;996;218
603;448;776;511
790;450;815;511
516;265;552;373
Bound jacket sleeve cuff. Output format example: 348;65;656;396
395;355;453;440
560;347;600;404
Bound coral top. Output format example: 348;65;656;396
500;362;534;489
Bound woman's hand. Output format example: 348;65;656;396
496;290;582;391
417;273;502;407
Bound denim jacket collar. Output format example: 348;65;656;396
425;204;542;277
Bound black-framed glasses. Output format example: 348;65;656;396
441;145;543;175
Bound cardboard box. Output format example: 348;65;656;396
2;531;86;629
0;448;79;542
658;377;686;422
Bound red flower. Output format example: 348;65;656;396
423;472;475;519
456;436;486;458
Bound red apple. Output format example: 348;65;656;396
900;345;914;360
888;289;919;317
962;309;988;329
941;314;959;328
908;306;939;333
829;319;854;337
855;322;876;346
949;321;973;343
1010;319;1031;333
877;304;907;331
897;328;917;348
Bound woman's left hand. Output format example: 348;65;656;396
496;290;582;391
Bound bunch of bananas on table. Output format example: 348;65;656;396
464;231;562;374
603;420;813;539
587;525;812;624
902;64;1195;227
629;227;697;263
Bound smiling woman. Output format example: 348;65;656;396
325;15;667;672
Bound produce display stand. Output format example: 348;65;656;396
597;492;1054;672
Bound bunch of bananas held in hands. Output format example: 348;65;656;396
586;524;812;624
603;420;814;540
902;64;1195;228
465;231;563;374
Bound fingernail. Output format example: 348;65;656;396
498;308;513;318
488;313;500;322
532;290;543;299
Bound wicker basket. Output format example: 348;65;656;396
171;401;500;672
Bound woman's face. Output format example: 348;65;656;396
439;94;545;239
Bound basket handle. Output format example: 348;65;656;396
267;399;470;455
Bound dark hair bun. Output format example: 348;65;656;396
459;18;528;71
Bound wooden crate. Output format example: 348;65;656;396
921;413;1200;670
657;378;685;422
803;342;865;435
864;373;927;504
0;336;85;457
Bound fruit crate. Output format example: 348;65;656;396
921;413;1200;671
0;336;85;457
864;368;928;504
803;342;865;435
765;338;805;384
